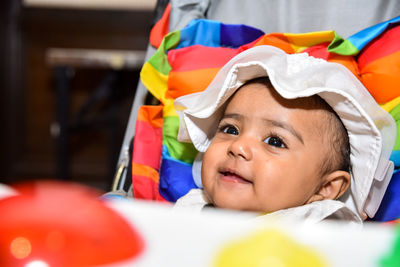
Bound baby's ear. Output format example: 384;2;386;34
306;171;351;203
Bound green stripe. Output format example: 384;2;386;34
163;116;198;163
147;31;181;75
389;104;400;150
327;32;359;56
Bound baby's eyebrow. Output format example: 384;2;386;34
221;113;241;120
264;119;304;145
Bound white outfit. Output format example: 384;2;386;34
174;45;397;222
174;189;362;226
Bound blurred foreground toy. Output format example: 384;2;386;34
380;224;400;267
214;229;327;267
0;181;144;267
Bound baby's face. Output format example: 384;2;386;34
201;82;330;213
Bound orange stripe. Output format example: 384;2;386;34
132;162;159;183
328;55;359;77
136;105;163;128
167;68;220;99
359;50;400;103
254;33;295;53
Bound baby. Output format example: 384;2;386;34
174;45;396;224
201;76;350;213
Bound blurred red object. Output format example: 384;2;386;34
0;181;144;267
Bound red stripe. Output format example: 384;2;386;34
133;120;163;170
303;42;330;60
303;42;359;76
149;3;171;48
382;218;400;225
167;45;236;71
132;175;167;202
358;25;400;70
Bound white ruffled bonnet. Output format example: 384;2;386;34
174;45;396;219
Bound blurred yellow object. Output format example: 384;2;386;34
214;229;327;267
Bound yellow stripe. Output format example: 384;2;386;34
140;62;169;104
163;99;178;117
285;31;335;52
174;104;187;112
140;63;179;117
381;96;400;112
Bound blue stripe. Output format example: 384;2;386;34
373;170;400;221
220;23;264;47
390;150;400;168
177;19;221;49
159;145;197;202
348;15;400;51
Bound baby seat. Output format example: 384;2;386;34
113;0;400;222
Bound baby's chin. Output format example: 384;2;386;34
211;197;268;213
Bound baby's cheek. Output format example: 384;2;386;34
201;157;215;187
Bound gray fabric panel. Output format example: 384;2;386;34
170;0;210;31
171;0;400;37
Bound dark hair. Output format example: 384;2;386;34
312;95;351;176
242;76;351;176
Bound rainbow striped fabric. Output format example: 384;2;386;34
133;17;400;221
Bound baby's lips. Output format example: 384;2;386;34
220;171;252;184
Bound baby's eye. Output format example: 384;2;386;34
221;125;239;135
264;136;286;148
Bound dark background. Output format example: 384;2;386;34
0;1;155;191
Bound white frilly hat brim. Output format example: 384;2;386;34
174;45;396;219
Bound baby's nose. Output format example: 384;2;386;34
228;136;253;160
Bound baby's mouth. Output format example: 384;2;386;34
219;171;252;184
